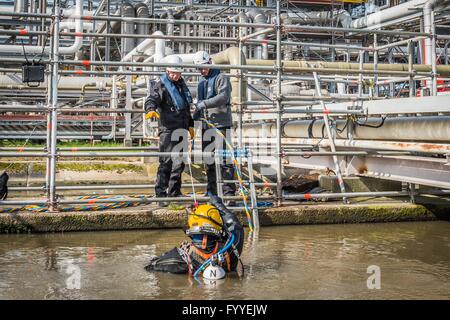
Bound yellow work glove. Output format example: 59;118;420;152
188;127;195;139
145;111;160;120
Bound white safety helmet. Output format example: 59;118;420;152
193;51;211;65
165;55;184;73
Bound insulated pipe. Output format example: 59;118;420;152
238;12;249;56
135;2;150;45
167;9;174;39
14;0;29;13
60;0;94;33
153;31;166;63
0;0;83;54
277;116;450;142
121;1;136;57
351;0;426;29
121;30;166;62
273;84;329;97
282;14;293;61
183;11;197;53
58;0;83;54
246;8;268;59
281;9;351;29
196;12;205;52
0;74;112;89
212;47;247;104
245;58;450;76
422;0;450;94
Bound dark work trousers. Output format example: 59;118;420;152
202;127;236;196
156;130;187;197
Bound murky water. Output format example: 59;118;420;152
0;221;449;300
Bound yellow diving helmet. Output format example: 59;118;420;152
186;204;223;238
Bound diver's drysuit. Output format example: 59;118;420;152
144;196;244;275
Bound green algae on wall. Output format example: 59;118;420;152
1;201;447;233
0;162;144;174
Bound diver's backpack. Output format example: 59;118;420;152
0;171;9;200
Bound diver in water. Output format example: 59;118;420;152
145;195;244;277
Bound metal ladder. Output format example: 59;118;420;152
215;148;260;231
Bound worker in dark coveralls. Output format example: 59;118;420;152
192;50;236;200
144;55;195;206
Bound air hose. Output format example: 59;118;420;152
200;117;254;232
193;233;235;279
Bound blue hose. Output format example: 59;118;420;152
193;233;235;279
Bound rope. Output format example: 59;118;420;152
187;139;198;208
200;118;254;232
0;195;147;214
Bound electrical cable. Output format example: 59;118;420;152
355;114;386;128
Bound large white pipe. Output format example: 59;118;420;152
351;0;426;29
422;0;450;94
423;0;450;64
14;0;29;13
242;116;450;142
0;0;83;55
246;9;268;59
0;74;111;89
212;47;247;103
282;10;351;29
135;2;150;45
121;31;166;62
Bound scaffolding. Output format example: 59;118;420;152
0;0;450;223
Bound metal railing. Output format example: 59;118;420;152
0;0;449;213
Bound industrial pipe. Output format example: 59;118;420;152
121;31;166;62
244;116;450;142
0;0;83;54
135;2;150;45
212;47;247;104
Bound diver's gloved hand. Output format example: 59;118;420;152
188;127;195;139
209;194;223;208
145;110;160;120
209;195;232;217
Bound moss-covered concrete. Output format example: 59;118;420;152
0;162;144;175
1;198;448;233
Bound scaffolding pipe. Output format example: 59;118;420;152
275;0;282;204
48;0;60;211
313;72;348;203
8;182;277;192
57;195;272;204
